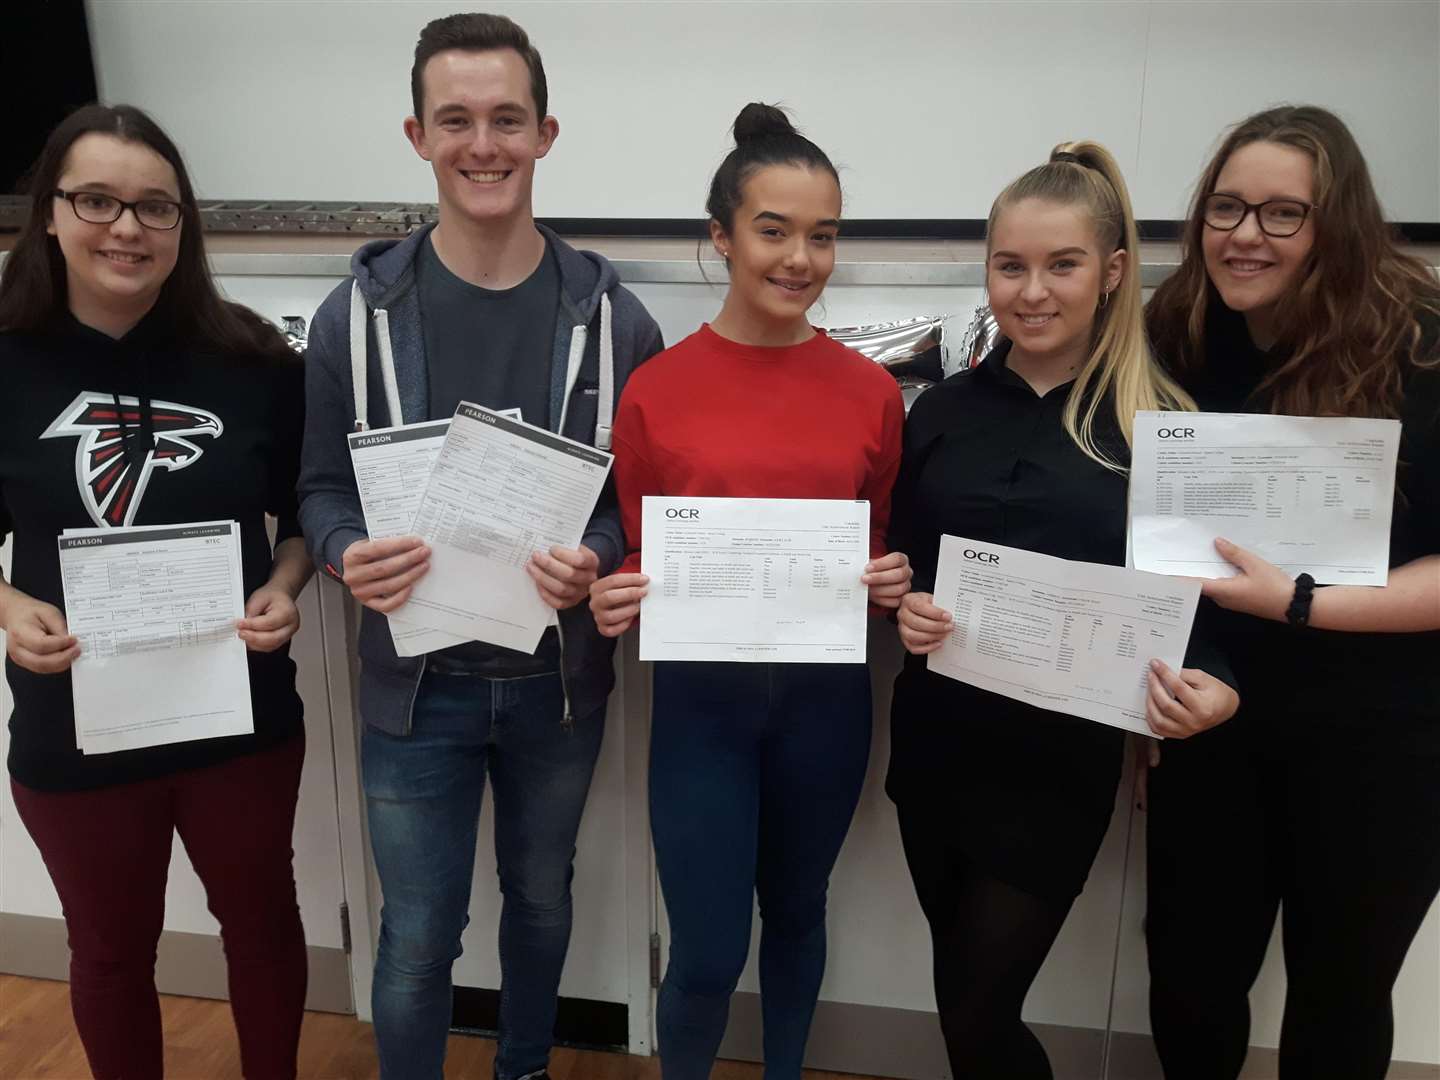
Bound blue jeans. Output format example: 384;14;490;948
362;670;604;1080
650;661;873;1080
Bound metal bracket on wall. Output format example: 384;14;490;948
4;196;1437;244
0;195;436;235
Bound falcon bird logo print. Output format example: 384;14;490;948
41;392;223;527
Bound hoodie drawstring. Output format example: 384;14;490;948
556;293;615;445
373;307;404;427
558;324;587;434
348;281;369;431
596;294;614;451
349;279;404;429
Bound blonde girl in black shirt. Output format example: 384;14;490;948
886;142;1239;1079
0;105;310;1079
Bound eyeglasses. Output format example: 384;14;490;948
53;189;184;231
1202;193;1313;238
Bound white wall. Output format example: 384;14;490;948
84;1;1440;222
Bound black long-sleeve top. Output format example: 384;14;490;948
1175;305;1440;751
889;340;1231;670
884;342;1233;899
1;314;306;791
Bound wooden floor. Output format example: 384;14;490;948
0;975;872;1080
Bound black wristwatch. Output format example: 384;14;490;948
1285;572;1316;628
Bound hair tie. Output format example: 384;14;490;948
1052;151;1084;165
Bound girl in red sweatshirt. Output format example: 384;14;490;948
589;103;907;1080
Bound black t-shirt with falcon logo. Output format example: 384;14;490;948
0;314;305;791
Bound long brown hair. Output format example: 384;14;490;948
988;141;1195;471
0;104;293;363
1148;105;1440;418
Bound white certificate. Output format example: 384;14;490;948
391;403;612;653
1130;411;1401;585
348;420;468;656
928;535;1200;735
639;496;869;664
58;520;254;754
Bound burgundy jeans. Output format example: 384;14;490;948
11;736;308;1079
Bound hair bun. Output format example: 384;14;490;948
732;102;795;145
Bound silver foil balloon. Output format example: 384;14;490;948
825;315;947;379
281;315;309;353
897;376;936;412
949;304;1002;376
824;315;950;412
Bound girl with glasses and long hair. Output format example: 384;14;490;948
0;104;310;1078
887;142;1240;1079
1143;104;1440;1080
587;103;910;1079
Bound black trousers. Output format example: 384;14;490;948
1145;716;1440;1080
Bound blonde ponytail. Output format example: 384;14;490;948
987;141;1195;471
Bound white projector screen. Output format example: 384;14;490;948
86;0;1440;224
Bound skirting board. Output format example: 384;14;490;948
717;991;1438;1080
0;912;352;1015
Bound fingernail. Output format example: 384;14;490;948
1150;659;1162;671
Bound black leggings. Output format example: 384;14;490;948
1146;718;1440;1080
896;802;1075;1080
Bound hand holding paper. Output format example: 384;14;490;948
1197;536;1297;620
1143;658;1239;738
589;571;649;638
0;586;79;674
896;591;954;655
237;584;302;652
527;544;601;609
862;550;913;608
341;535;432;613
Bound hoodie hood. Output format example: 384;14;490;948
349;221;619;328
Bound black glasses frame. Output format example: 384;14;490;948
1202;193;1315;238
52;188;185;231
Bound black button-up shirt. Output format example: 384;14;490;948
891;340;1133;593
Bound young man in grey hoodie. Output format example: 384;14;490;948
297;14;662;1080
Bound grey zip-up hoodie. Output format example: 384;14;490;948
298;223;663;734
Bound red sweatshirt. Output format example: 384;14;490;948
613;324;905;574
